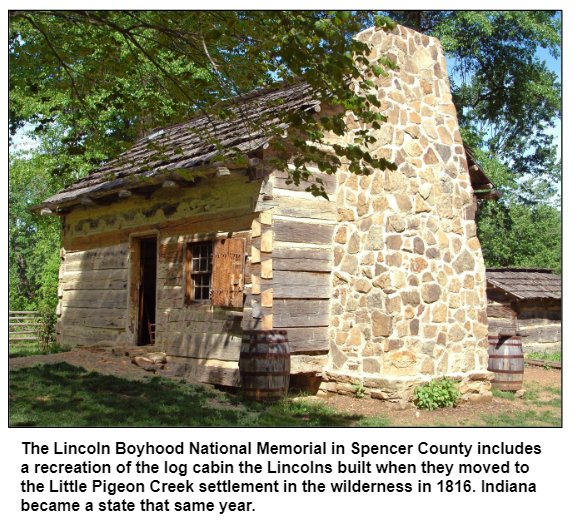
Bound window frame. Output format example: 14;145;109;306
184;240;213;305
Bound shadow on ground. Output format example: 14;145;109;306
9;362;366;427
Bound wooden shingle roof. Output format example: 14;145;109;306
34;81;497;212
35;82;319;210
485;267;561;300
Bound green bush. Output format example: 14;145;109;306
38;306;57;352
353;382;365;399
413;377;462;411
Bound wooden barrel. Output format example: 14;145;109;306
239;330;291;401
488;335;524;391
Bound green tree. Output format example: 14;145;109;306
471;145;561;274
10;10;398;194
9;147;74;311
475;200;561;272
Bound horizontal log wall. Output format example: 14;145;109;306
486;288;517;337
272;299;330;328
487;288;561;354
516;299;561;354
261;271;331;299
58;166;337;383
60;244;130;346
62;175;260;252
243;159;336;364
273;169;337;195
60;176;259;372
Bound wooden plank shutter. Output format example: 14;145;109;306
211;238;245;307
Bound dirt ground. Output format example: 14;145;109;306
9;348;561;426
319;364;561;426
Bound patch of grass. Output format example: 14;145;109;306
480;408;561;427
355;415;392;427
489;384;539;402
519;380;541;401
529;398;561;409
9;343;42;358
9;412;40;427
517;381;561;409
527;351;561;361
492;389;517;401
523;389;539;401
543;386;561;396
9;342;72;359
47;342;73;354
9;361;560;428
9;362;363;427
481;383;561;427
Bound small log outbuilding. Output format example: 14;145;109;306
33;24;500;402
486;268;561;355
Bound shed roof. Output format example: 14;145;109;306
485;267;561;300
33;81;497;212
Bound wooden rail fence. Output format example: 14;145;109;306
9;311;41;342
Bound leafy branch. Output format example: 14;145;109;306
10;11;399;197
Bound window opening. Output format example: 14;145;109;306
188;241;213;302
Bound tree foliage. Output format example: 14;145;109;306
475;199;561;272
9;148;73;311
10;10;398;196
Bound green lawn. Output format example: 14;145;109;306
9;362;371;427
9;342;44;358
478;408;561;427
9;342;71;359
9;360;560;428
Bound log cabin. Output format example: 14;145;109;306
486;268;561;355
32;24;501;402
